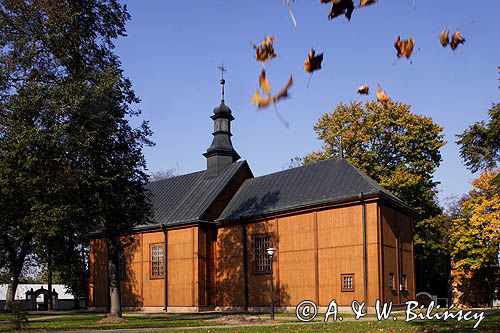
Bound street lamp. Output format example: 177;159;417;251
266;247;277;320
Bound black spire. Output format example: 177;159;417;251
203;65;240;176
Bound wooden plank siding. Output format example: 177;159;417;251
88;199;415;310
380;204;416;304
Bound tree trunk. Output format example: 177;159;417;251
4;271;20;312
107;241;122;318
47;249;53;311
73;290;80;310
3;239;29;312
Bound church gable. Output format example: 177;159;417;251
142;160;252;228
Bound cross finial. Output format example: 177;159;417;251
217;63;227;103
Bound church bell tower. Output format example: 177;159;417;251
203;65;240;176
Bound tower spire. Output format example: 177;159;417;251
217;63;227;103
203;64;240;176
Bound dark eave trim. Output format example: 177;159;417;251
89;219;216;238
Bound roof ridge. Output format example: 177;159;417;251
148;168;205;185
249;158;342;180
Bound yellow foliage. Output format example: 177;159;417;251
450;170;500;271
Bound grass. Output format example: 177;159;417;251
0;310;497;332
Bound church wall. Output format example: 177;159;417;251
316;202;380;306
89;200;415;311
380;204;415;304
89;226;201;310
121;234;142;308
166;227;197;307
89;238;109;308
215;225;245;306
215;200;383;309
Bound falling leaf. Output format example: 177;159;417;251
359;0;377;8
251;90;272;108
394;36;415;59
253;36;277;63
251;74;293;110
304;49;324;73
259;69;271;95
439;29;449;47
275;75;294;101
376;84;391;107
321;0;354;21
450;31;465;51
357;83;369;95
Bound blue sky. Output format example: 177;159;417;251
115;0;499;206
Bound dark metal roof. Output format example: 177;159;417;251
218;158;410;221
141;161;248;228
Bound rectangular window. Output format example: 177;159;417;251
118;249;126;281
150;243;164;279
401;274;407;290
252;234;272;274
389;273;395;290
341;274;355;292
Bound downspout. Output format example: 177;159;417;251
161;224;168;312
242;224;249;311
361;192;368;304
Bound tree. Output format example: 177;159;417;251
456;103;500;173
150;168;177;181
0;83;58;310
302;100;446;218
448;170;499;306
413;214;451;296
0;0;152;318
450;170;499;271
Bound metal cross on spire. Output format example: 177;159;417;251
217;63;227;103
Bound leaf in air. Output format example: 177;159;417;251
450;31;465;51
253;35;277;63
251;90;272;109
376;84;391;107
259;69;271;95
304;49;324;73
359;0;377;8
357;83;369;95
321;0;355;21
394;36;415;59
275;75;294;101
439;29;449;47
251;74;293;110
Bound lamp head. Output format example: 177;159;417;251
266;247;277;257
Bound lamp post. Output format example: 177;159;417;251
266;247;276;320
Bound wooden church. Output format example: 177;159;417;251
88;79;417;312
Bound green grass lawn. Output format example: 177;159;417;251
0;310;498;332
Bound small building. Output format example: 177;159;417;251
88;82;417;312
0;284;83;310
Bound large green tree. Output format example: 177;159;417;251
0;0;152;318
301;100;448;294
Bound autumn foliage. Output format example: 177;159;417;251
450;170;500;271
